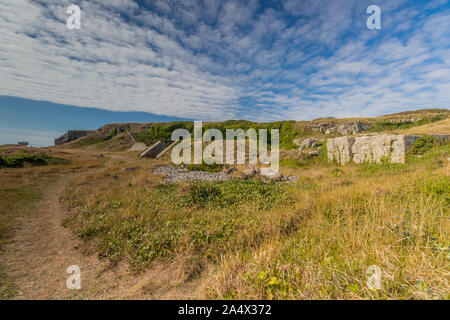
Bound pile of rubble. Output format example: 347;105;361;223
294;138;325;157
154;165;232;183
154;165;297;183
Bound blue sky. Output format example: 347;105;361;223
0;0;449;146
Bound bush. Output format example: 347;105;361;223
370;115;447;132
184;180;292;209
0;152;69;168
134;122;194;145
407;136;441;156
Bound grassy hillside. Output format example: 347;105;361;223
3;108;447;299
58;108;449;152
59;136;449;299
399;118;450;135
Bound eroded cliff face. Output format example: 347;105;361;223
54;130;93;145
309;121;371;135
327;134;449;164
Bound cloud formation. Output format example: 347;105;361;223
0;0;449;121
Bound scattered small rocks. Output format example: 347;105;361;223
285;175;298;182
260;168;297;182
154;165;232;183
154;165;297;184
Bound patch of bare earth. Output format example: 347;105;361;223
2;170;203;300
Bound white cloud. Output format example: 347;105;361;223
0;0;449;122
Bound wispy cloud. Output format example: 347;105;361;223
0;0;449;121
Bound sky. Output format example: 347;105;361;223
0;0;449;146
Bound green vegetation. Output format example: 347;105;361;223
279;158;307;169
59;134;449;299
407;136;441;155
186;162;224;173
64;179;295;272
3;109;448;299
71;136;105;148
0;151;68;168
370;115;447;132
135;122;194;145
133;120;306;150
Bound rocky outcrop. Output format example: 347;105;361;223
295;138;324;150
54;130;92;145
310;122;371;135
327;134;450;165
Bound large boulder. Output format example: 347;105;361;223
260;168;284;181
297;138;317;150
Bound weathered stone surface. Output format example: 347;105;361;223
260;168;284;181
351;135;411;164
299;138;316;149
310;122;371;135
327;134;433;164
327;136;355;164
55;130;92;145
140;141;166;158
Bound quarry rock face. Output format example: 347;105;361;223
327;136;355;164
310;122;371;135
327;134;449;165
296;138;324;150
54;130;91;145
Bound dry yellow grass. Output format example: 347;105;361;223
399;118;450;135
1;120;449;300
54;141;449;300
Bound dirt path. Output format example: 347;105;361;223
1;170;202;300
2;176;105;299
